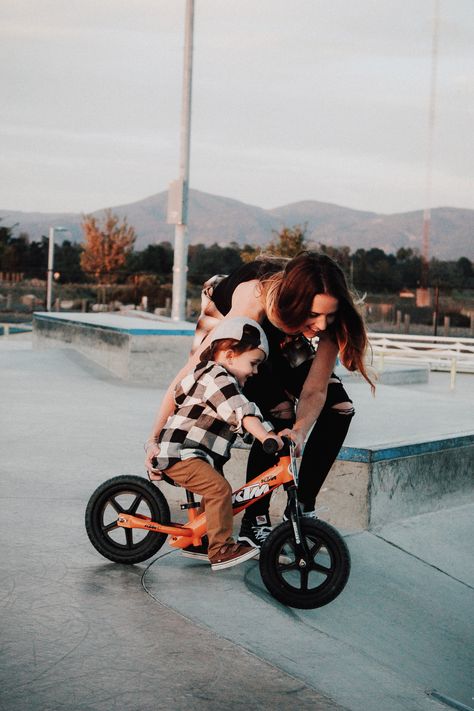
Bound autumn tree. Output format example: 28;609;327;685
266;224;308;258
239;244;260;263
80;210;136;285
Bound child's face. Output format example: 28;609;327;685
222;347;266;387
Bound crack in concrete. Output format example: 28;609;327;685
371;533;474;590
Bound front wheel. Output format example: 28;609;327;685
85;475;170;564
259;519;351;609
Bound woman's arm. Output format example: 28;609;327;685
279;335;338;455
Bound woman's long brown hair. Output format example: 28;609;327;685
263;251;375;389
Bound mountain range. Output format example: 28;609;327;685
1;190;472;260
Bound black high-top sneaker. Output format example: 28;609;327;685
181;535;209;560
237;514;272;549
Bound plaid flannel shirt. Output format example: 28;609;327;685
155;361;273;472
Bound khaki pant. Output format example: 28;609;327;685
165;458;233;559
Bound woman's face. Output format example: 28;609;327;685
299;293;338;338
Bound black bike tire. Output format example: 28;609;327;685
259;519;351;609
85;475;170;564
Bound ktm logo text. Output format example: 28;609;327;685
232;483;270;505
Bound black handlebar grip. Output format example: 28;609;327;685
262;438;279;455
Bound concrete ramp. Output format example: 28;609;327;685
143;504;474;711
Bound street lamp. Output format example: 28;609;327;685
47;226;68;311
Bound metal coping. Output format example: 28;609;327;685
339;433;474;463
427;689;474;711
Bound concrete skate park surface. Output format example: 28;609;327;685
1;333;473;711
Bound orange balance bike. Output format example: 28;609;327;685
85;439;351;609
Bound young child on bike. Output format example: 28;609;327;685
147;317;283;571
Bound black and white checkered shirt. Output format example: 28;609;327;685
155;361;273;471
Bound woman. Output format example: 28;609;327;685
145;251;374;550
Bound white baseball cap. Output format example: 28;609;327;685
209;317;269;358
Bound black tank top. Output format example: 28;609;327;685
211;260;280;315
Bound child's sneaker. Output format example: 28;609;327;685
237;515;272;549
210;542;259;571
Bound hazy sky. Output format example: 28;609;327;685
1;0;473;215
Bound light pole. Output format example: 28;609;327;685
47;227;67;311
168;0;194;321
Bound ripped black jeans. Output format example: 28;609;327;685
242;362;354;522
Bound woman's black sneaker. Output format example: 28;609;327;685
181;539;209;560
237;517;272;548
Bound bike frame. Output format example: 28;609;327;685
116;446;301;551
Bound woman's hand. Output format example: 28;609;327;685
269;400;295;421
277;427;306;457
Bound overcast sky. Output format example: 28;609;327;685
1;0;473;215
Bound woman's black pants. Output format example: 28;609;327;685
242;363;354;522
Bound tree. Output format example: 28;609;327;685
80;210;136;284
127;243;174;276
55;240;85;283
266;224;308;258
0;222;29;274
396;248;422;289
24;236;48;278
0;220;15;247
239;244;260;263
187;243;242;283
318;244;352;274
456;257;473;286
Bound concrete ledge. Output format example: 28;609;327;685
33;312;195;386
336;363;430;386
375;364;429;385
160;435;474;532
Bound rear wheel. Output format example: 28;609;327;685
259;519;351;609
85;476;170;564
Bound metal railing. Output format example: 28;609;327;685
368;332;474;388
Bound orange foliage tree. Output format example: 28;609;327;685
80;210;136;285
267;224;308;258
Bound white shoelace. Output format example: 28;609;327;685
251;525;272;542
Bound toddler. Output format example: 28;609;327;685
148;317;282;571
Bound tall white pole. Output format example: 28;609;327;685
171;0;194;321
46;227;55;311
421;0;440;289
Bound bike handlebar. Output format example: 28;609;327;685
262;438;280;455
262;435;295;456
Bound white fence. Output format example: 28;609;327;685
368;332;474;388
